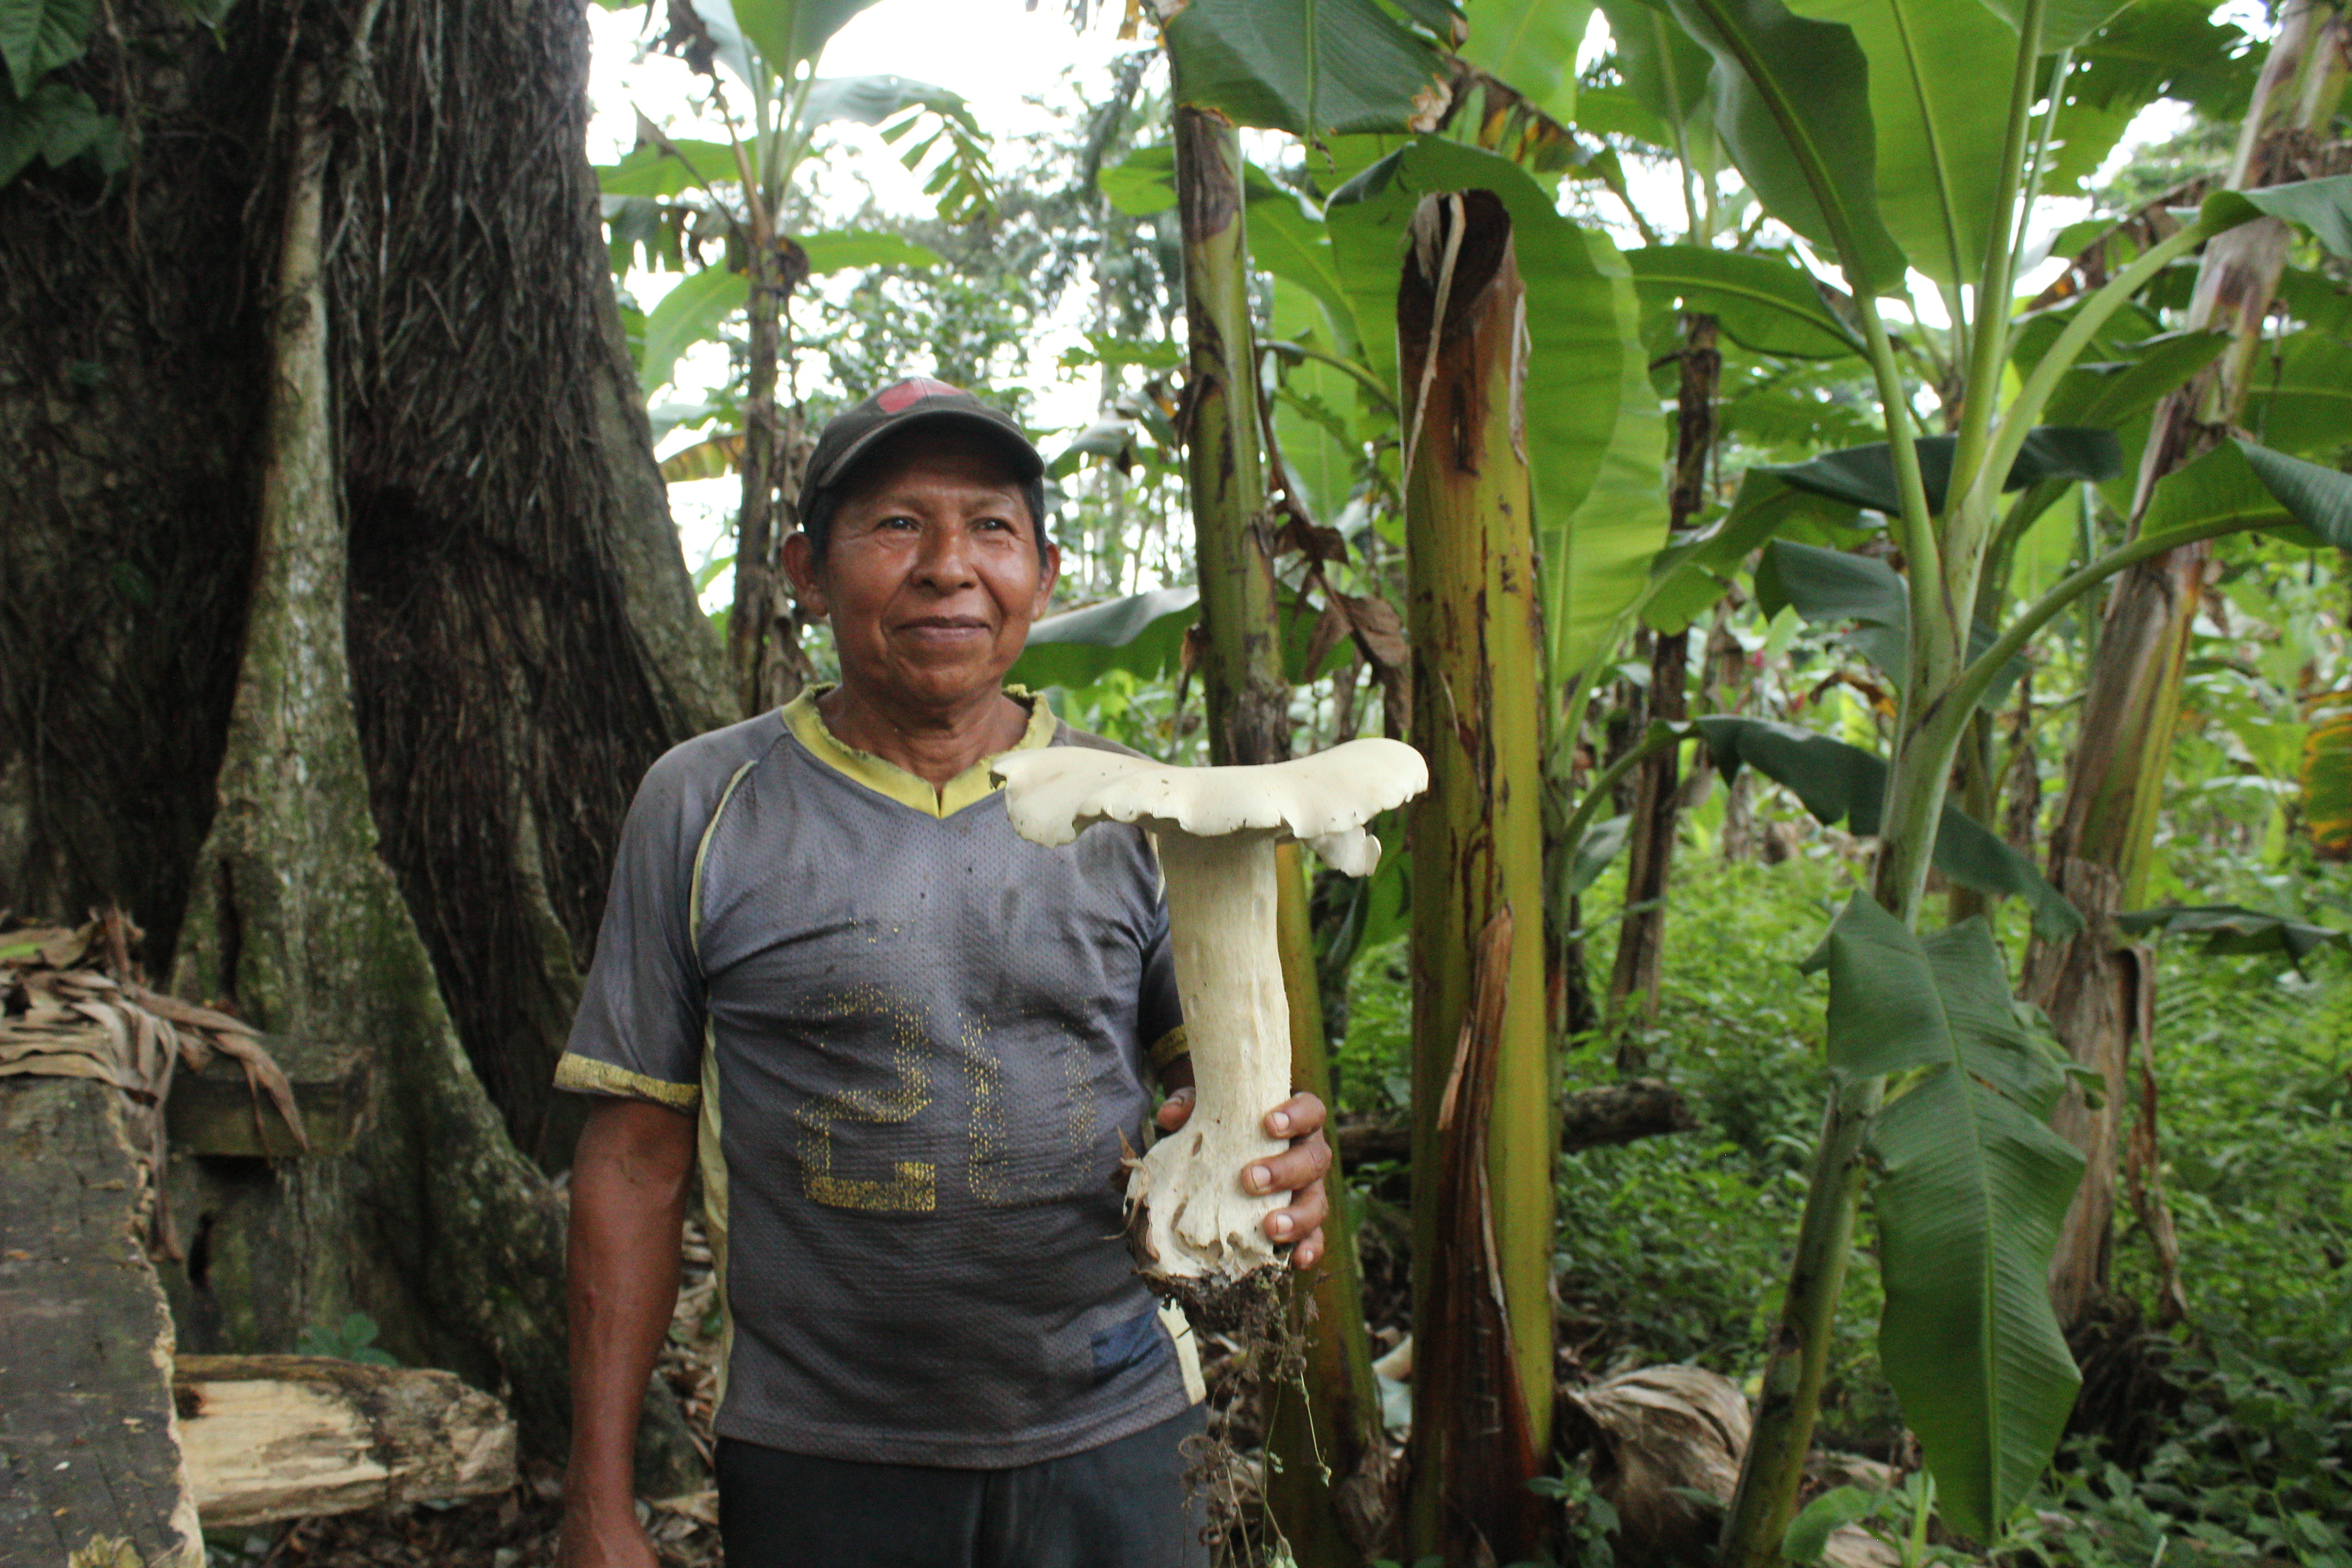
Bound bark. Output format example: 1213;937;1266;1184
1398;191;1554;1566
0;0;723;1480
167;46;582;1453
1607;314;1718;1059
0;1;271;958
2029;0;2349;1322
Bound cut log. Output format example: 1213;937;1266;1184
174;1355;514;1528
1336;1078;1697;1167
164;1034;373;1159
0;1075;206;1567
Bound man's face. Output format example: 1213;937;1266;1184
785;427;1058;714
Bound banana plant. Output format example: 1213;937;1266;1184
592;0;993;717
1101;5;1680;1558
2022;0;2348;1327
1608;0;2352;1548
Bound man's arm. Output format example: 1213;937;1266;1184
557;1096;697;1568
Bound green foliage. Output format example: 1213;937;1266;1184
1754;538;2031;702
1695;715;2082;938
1820;897;2083;1541
1638;471;1863;635
598;139;739;198
2241;330;2352;463
2117;904;2350;970
1529;1464;1623;1566
1006;586;1197;690
1779;0;2014;288
296;1311;400;1367
2052;0;2252;194
1661;0;1908;292
0;0;116;188
0;73;113;185
639;265;749;395
725;0;885;79
1457;0;1591;124
2307;691;2352;862
797;228;943;271
1999;940;2352;1565
1759;428;2124;517
2143;439;2352;552
2205;174;2352;262
0;0;88;98
1593;0;1713;143
1626;244;1864;358
1161;0;1446;137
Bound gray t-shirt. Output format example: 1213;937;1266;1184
557;690;1195;1466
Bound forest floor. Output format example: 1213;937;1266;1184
210;850;2352;1566
220;1213;1306;1568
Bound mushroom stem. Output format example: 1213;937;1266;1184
1132;829;1291;1278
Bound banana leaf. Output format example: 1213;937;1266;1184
1818;897;2084;1541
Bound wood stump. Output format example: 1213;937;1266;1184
0;1076;206;1567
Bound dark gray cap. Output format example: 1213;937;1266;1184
797;377;1044;519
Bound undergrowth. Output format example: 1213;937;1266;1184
1334;838;2352;1561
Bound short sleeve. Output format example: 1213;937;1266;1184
1137;890;1186;1075
554;745;720;1111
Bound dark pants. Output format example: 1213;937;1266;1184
716;1405;1210;1568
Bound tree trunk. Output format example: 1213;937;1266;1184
1169;101;1388;1566
1175;106;1287;769
726;235;812;719
1;0;724;1479
1608;314;1718;1060
2029;0;2349;1323
167;36;587;1457
1398;191;1554;1567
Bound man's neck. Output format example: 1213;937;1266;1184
816;682;1031;794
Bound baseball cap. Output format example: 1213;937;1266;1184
797;377;1045;519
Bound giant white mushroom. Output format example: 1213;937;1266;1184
992;737;1429;1325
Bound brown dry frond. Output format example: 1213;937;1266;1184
2;909;305;1255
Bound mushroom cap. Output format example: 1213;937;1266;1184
992;737;1429;878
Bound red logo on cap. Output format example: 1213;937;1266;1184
877;376;962;412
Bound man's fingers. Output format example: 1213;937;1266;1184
1244;1130;1331;1196
1288;1228;1327;1271
1262;1090;1326;1140
1264;1179;1328;1245
1156;1086;1196;1132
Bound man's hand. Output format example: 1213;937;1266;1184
554;1501;660;1568
1155;1088;1333;1270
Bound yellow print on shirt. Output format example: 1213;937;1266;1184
967;1013;1097;1207
798;983;936;1212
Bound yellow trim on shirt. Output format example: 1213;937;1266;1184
553;1051;700;1110
699;1019;734;1411
782;685;1058;818
1147;1025;1191;1073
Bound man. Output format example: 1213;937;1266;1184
553;377;1331;1568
